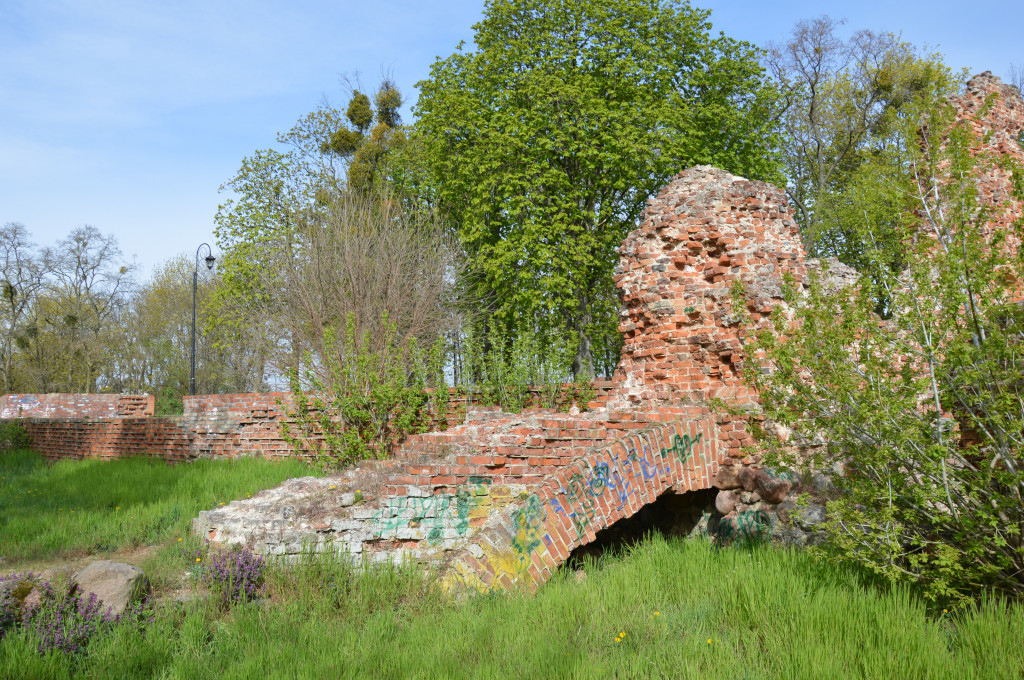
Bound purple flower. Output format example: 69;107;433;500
199;546;266;606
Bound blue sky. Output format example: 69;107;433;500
2;0;1021;279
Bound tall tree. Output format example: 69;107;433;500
765;16;952;264
20;226;135;393
107;254;269;401
415;0;782;377
0;223;45;392
213;80;420;378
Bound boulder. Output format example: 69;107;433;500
73;561;149;615
714;490;738;515
754;471;792;504
713;466;742;490
795;505;826;531
736;467;760;492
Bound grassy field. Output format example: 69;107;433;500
2;450;1023;679
0;449;315;564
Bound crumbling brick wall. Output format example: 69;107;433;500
610;165;808;409
947;71;1024;243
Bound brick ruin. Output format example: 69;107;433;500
192;163;824;592
7;72;1022;594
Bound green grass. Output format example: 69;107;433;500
2;450;1021;679
3;537;1022;680
0;449;316;564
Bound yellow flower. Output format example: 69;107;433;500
707;639;712;644
196;557;201;562
654;611;660;616
177;538;182;542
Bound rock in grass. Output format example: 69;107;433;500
73;561;149;615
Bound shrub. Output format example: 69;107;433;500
745;79;1024;603
0;421;30;451
6;578;150;655
198;546;266;606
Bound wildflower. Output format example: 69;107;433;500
707;639;712;644
654;611;660;616
196;557;201;562
177;538;182;542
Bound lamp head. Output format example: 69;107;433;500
204;254;216;270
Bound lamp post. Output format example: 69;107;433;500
190;243;216;396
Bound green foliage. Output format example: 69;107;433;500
323;80;408;194
766;17;961;280
153;387;183;417
281;313;445;470
0;421;30;451
745;85;1024;603
416;0;782;376
456;323;594;413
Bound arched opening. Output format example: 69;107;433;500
563;487;718;567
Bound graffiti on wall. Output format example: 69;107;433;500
510;494;545;564
548;424;710;541
372;479;492;543
715;509;770;542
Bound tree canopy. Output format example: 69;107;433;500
415;0;783;376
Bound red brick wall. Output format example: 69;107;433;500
2;383;619;463
13;418;192;462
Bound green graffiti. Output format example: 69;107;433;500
716;510;769;543
511;494;545;559
373;485;484;543
659;432;703;463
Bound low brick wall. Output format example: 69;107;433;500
15;417;192;462
2;383;618;463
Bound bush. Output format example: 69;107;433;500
2;576;150;655
282;312;442;469
192;545;265;606
0;421;30;451
745;80;1024;603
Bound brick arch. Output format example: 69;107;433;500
441;418;718;592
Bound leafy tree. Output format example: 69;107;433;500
21;227;135;393
0;223;45;392
107;255;268;400
213;80;423;378
415;0;782;377
765;16;954;271
745;79;1024;603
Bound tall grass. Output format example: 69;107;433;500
3;537;1021;679
0;449;315;563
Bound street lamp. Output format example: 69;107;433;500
190;243;216;396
